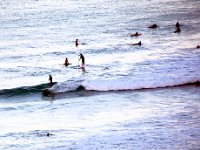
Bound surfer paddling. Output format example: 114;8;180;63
78;53;85;70
148;24;158;29
131;32;141;37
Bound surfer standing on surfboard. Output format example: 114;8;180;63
78;53;85;69
49;75;53;86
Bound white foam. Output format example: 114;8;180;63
82;76;199;91
49;79;83;93
48;74;200;93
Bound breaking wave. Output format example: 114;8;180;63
1;76;199;97
47;76;200;94
0;83;56;97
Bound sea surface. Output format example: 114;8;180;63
0;0;200;149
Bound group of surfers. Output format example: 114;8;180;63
49;39;85;86
48;22;200;86
128;22;200;47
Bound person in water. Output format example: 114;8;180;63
78;53;85;69
49;75;53;86
176;22;180;28
75;39;79;47
64;57;70;66
131;32;141;37
148;24;158;29
175;22;181;33
196;45;200;49
128;41;142;46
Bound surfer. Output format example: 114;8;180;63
197;45;200;49
128;41;142;46
75;39;79;47
148;24;158;29
175;22;181;33
49;75;53;86
64;57;70;66
176;22;180;28
78;53;85;69
131;32;141;37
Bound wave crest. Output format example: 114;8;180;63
48;77;200;94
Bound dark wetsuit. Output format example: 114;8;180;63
75;39;79;47
79;54;85;65
176;22;180;28
64;58;69;66
148;24;158;29
49;75;53;86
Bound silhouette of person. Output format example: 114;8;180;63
75;39;79;47
78;53;85;69
64;57;70;66
176;22;180;28
49;75;53;86
175;22;181;33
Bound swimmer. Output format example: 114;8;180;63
196;45;200;49
64;57;70;66
78;53;85;69
128;41;141;46
131;32;141;37
148;24;158;29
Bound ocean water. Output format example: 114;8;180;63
0;0;200;149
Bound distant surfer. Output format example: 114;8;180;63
128;41;142;46
175;22;181;33
75;39;79;47
131;32;141;37
64;57;70;66
148;24;158;29
78;53;85;69
49;75;53;86
176;22;180;28
197;45;200;49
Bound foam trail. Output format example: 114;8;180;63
82;77;200;91
47;75;200;94
48;79;84;93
